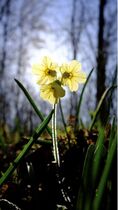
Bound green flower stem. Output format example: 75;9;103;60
52;104;60;167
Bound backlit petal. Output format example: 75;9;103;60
77;71;86;83
32;64;44;74
60;63;69;73
40;81;65;104
69;60;81;72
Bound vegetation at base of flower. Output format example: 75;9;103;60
32;56;86;104
0;61;116;209
0;118;116;210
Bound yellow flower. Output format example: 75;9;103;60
60;60;86;91
40;81;65;104
32;56;59;85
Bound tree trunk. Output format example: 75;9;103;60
96;0;107;124
0;0;11;124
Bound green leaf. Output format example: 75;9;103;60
92;127;105;187
107;67;117;117
92;134;117;210
0;109;54;187
75;68;94;131
89;85;117;131
76;144;95;210
108;117;116;150
14;79;52;136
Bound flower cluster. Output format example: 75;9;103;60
32;56;86;104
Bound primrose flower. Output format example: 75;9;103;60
60;60;86;91
32;56;59;85
40;81;65;104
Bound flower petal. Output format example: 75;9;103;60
69;60;81;72
60;63;69;73
32;64;44;74
40;82;65;104
77;71;86;83
68;79;79;91
42;56;51;67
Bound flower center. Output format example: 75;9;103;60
63;72;71;79
47;69;56;77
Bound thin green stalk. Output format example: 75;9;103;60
15;79;52;136
107;67;117;117
0;109;54;187
52;104;60;167
54;104;60;166
74;68;94;131
89;85;117;131
108;117;116;150
59;99;70;148
92;134;117;210
76;144;95;210
92;127;105;186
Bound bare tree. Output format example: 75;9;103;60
96;0;107;123
0;0;53;129
0;0;11;124
96;0;117;123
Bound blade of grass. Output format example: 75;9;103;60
14;79;52;137
22;137;53;145
107;67;117;117
92;134;117;210
108;117;116;150
74;68;94;131
76;144;95;210
0;109;54;187
89;85;117;131
92;127;105;186
84;127;106;210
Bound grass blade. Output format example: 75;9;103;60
92;127;105;186
0;109;54;187
75;68;94;131
107;67;117;117
89;85;117;131
76;144;95;210
108;117;116;150
92;134;117;210
14;79;52;136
